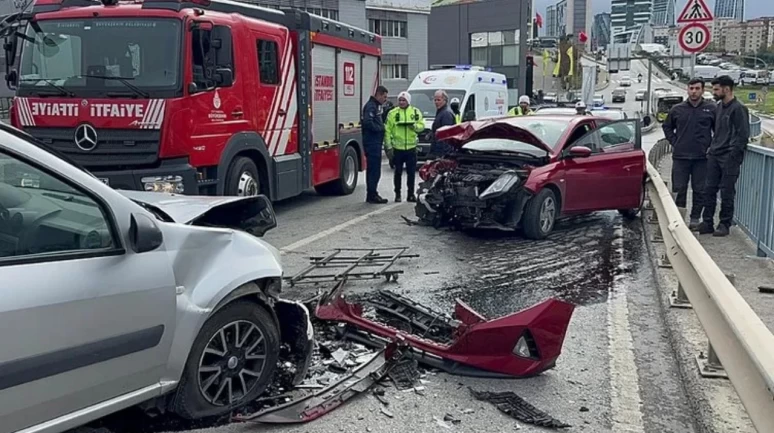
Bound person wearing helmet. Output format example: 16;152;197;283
575;101;589;115
384;91;424;203
450;97;462;124
508;95;533;116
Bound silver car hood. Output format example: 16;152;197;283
118;190;277;237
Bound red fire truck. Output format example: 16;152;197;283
2;0;380;199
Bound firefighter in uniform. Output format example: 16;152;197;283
450;97;462;124
385;91;424;203
361;86;389;204
508;95;533;116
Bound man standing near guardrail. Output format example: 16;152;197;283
662;78;716;230
698;75;750;237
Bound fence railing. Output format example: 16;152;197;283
647;139;774;432
750;113;762;141
737;144;774;258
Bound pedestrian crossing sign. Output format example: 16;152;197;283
677;0;713;23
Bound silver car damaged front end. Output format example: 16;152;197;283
120;191;315;394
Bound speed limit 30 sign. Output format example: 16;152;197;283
679;23;711;53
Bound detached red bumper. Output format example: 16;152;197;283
315;282;575;378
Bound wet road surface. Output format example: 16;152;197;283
79;154;698;433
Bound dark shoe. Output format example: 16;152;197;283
373;194;388;204
688;218;701;231
395;194;402;203
697;222;715;235
407;194;417;203
713;224;730;237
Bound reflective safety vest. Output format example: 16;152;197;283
384;106;425;151
454;113;461;124
508;106;533;116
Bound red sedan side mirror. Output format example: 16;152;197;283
569;146;592;158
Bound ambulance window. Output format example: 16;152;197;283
257;40;279;85
464;95;475;113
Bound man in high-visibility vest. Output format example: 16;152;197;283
450;97;462;124
385;91;424;203
508;95;533;116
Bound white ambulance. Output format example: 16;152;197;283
407;65;508;159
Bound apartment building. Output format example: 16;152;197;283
611;0;652;36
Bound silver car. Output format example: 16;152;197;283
0;125;312;432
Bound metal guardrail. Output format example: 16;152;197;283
647;140;774;432
737;143;774;258
750;113;762;140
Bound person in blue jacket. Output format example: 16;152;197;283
361;86;389;204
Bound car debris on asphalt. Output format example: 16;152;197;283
232;248;576;427
471;389;571;429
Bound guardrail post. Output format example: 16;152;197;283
695;274;735;379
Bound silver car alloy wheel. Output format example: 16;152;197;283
237;172;259;196
197;320;268;407
539;196;556;233
344;153;356;188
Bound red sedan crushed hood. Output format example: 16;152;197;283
434;119;554;154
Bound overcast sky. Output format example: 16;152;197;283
536;0;774;21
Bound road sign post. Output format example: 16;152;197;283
679;23;711;54
677;0;713;24
677;0;714;71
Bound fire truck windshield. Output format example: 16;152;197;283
18;18;182;98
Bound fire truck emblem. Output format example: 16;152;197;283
213;90;222;109
74;124;98;151
81;99;89;107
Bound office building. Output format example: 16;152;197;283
714;0;744;21
245;0;430;98
592;12;612;49
546;4;558;37
428;0;530;99
547;0;592;47
650;0;675;26
720;18;774;53
611;0;653;36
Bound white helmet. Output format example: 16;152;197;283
519;95;530;104
450;97;460;105
575;101;586;109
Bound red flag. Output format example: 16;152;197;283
578;31;588;43
536;13;543;28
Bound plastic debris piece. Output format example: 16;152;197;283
433;416;453;429
470;389;571;429
380;407;394;418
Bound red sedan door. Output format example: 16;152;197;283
560;119;644;212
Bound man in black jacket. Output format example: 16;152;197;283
429;90;457;158
361;86;389;204
698;75;750;237
662;78;716;229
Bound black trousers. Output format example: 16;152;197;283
702;152;743;227
671;158;707;220
393;148;417;195
364;144;382;197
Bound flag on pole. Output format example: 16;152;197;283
542;50;550;76
567;46;574;77
536;13;543;28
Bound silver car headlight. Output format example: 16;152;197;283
478;171;520;200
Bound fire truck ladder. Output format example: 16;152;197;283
286;248;418;286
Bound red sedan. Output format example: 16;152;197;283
415;115;646;239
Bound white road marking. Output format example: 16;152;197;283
608;225;646;433
280;203;402;253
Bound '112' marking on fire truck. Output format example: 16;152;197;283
29;102;146;118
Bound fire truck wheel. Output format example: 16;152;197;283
225;157;261;196
171;300;279;419
315;145;358;195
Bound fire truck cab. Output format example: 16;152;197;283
3;0;381;199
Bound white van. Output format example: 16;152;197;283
407;66;508;159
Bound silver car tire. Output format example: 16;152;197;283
170;300;279;420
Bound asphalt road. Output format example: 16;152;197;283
86;100;699;432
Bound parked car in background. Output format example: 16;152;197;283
0;125;313;432
544;92;558;103
612;88;627;103
619;75;632;87
415;116;646;239
593;94;605;106
703;91;714;101
635;89;647;101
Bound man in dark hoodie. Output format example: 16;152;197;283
662;78;717;230
697;75;750;237
429;90;457;158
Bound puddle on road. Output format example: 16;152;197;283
432;212;645;319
